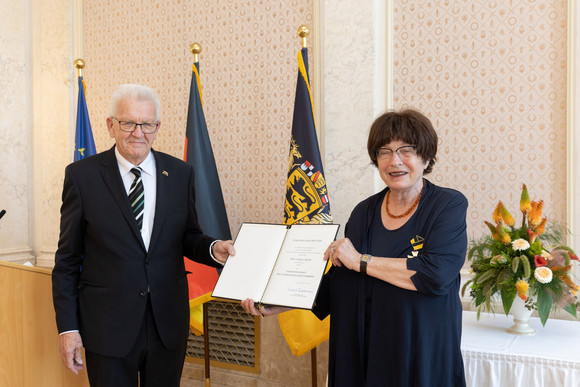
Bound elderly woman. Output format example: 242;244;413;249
243;109;468;386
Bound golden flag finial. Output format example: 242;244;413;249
74;58;85;78
190;43;202;63
298;25;310;48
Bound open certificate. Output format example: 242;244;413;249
212;222;340;309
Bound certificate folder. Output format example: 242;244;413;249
212;222;340;309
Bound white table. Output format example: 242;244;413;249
461;310;580;386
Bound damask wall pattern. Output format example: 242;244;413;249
83;0;313;235
393;0;568;238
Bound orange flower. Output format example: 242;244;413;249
493;202;504;225
549;265;571;275
527;228;539;244
520;184;532;215
484;221;499;240
516;280;529;300
528;200;544;227
535;218;547;235
469;184;579;323
497;226;511;244
499;203;515;227
561;276;580;295
534;255;548;267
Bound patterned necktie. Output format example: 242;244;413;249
129;167;145;231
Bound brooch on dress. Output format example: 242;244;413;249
407;235;424;258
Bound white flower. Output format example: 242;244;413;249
511;238;530;251
534;267;553;284
541;251;552;261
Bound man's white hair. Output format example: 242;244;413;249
109;84;161;121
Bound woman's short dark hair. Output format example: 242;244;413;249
367;108;438;174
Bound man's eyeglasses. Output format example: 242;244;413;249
112;117;159;134
375;145;417;161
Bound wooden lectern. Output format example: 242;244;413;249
0;261;89;386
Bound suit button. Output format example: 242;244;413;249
145;259;150;265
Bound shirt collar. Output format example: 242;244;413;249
114;147;155;177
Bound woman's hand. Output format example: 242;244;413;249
241;298;289;317
325;239;418;291
324;238;361;272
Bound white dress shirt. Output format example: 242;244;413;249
115;148;157;251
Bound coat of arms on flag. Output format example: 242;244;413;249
284;138;331;225
279;44;333;359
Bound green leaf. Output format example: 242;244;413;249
563;303;578;319
475;290;485;307
536;289;553;327
501;288;516;315
467;245;479;261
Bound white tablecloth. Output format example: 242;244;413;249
461;310;580;386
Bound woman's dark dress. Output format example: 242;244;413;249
313;180;468;387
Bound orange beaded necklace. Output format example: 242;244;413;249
385;180;425;219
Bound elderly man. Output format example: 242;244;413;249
52;84;234;386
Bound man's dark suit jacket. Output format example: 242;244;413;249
52;146;220;358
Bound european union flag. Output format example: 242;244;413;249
74;77;96;161
183;61;231;335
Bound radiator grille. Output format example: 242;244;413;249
186;300;258;369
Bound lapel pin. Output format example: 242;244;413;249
162;170;169;176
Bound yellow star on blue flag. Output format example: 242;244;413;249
74;76;96;161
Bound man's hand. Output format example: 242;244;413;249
212;240;236;263
59;332;84;374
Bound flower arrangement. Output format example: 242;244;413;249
462;184;579;326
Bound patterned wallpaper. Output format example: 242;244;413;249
82;0;568;241
83;0;313;235
393;0;568;239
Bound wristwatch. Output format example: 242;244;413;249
360;254;372;274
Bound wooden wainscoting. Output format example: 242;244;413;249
0;261;89;386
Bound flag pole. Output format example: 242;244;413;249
203;302;211;387
298;24;319;387
72;58;96;161
74;58;84;78
190;42;212;387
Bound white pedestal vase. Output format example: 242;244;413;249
507;296;536;335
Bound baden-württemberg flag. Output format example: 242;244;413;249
278;47;332;356
283;49;331;225
184;61;231;335
74;76;96;161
